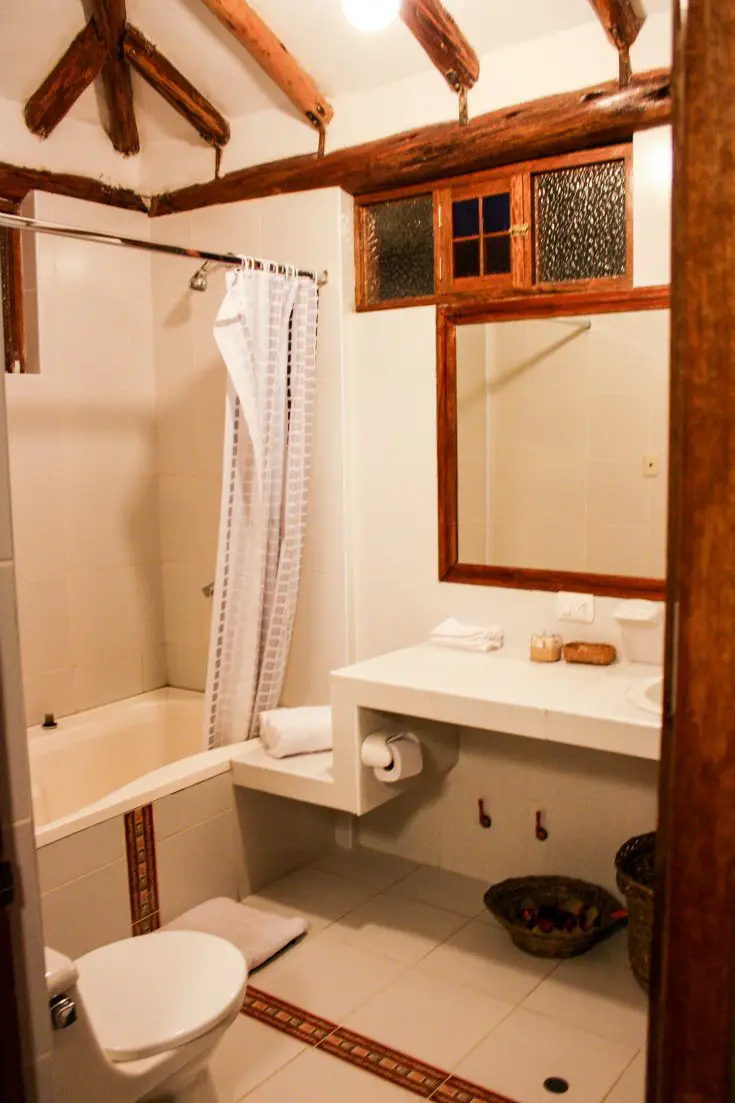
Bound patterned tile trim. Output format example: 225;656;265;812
124;804;160;935
432;1077;522;1103
321;1028;447;1098
242;987;521;1103
243;987;337;1045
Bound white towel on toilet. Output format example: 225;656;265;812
259;705;333;758
430;617;504;652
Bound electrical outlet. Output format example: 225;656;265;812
643;453;660;478
557;591;595;624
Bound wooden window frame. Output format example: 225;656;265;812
0;199;25;374
355;143;633;313
437;284;670;600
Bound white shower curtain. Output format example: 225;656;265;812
204;266;319;748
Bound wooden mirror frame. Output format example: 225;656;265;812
437;285;671;599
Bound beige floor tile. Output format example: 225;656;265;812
419;919;558;1004
344;968;513;1070
454;1008;638;1103
328;893;467;966
255;866;379;926
206;1014;306;1102
254;930;404;1021
603;1051;646;1103
522;959;648;1048
244;1047;419;1102
309;846;418;889
385;866;489;918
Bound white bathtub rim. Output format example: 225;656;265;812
35;746;235;847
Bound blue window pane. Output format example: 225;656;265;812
452;199;480;239
482;193;511;233
453;239;480;279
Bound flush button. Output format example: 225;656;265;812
50;995;76;1031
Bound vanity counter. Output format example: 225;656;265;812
332;645;662;761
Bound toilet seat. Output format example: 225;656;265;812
76;931;248;1062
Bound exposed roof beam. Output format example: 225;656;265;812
400;0;480;91
150;68;670;216
195;0;333;130
123;25;230;148
587;0;646;50
90;0;139;155
24;20;107;138
0;161;147;212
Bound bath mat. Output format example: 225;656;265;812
162;897;307;972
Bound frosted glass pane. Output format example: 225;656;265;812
363;195;434;304
534;160;627;284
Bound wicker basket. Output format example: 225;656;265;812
563;642;617;666
484;876;627;959
615;832;655;991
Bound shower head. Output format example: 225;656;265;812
189;262;210;292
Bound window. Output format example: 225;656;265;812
355;144;632;311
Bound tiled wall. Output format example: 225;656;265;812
6;193;166;728
38;773;333;959
149;188;353;702
0;369;52;1097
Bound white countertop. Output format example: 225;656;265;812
332;645;662;761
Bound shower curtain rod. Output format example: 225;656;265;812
0;211;328;288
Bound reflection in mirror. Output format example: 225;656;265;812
456;309;670;579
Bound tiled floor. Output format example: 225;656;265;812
203;847;648;1103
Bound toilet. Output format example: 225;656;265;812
46;930;248;1102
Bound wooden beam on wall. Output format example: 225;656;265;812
0;221;25;374
90;0;139;155
24;20;107;138
400;0;480;91
586;0;646;50
0;162;147;213
150;67;670;216
123;25;230;147
196;0;333;130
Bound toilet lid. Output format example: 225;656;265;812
76;931;248;1062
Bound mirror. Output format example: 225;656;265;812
438;290;670;598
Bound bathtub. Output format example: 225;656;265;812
29;688;234;846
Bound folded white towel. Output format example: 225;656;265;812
430;617;504;652
163;898;307;972
259;705;333;758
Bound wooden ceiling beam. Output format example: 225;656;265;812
123;25;230;148
586;0;646;85
195;0;333;130
150;68;670;217
90;0;139;155
24;20;107;138
0;161;147;212
400;0;480;91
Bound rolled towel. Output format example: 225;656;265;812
430;617;504;653
260;705;333;758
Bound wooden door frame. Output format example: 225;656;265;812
649;2;735;1100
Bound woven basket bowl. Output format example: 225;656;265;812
484;875;628;959
615;832;655;991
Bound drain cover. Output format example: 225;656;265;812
544;1078;570;1094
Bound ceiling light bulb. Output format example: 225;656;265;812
342;0;400;33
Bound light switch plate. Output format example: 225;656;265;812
557;591;595;624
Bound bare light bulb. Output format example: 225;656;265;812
342;0;400;33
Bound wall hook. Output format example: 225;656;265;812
535;810;549;842
478;799;492;829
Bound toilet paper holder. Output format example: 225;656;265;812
360;730;424;783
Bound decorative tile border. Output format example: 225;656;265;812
124;804;160;935
242;986;520;1103
243;987;336;1045
321;1028;447;1098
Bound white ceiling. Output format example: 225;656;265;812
0;0;672;141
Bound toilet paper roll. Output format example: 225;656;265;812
361;731;423;783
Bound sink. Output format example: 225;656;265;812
628;676;664;716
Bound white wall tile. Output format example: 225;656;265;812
153;774;234;840
41;858;131;959
156;809;239;923
36;817;127;895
